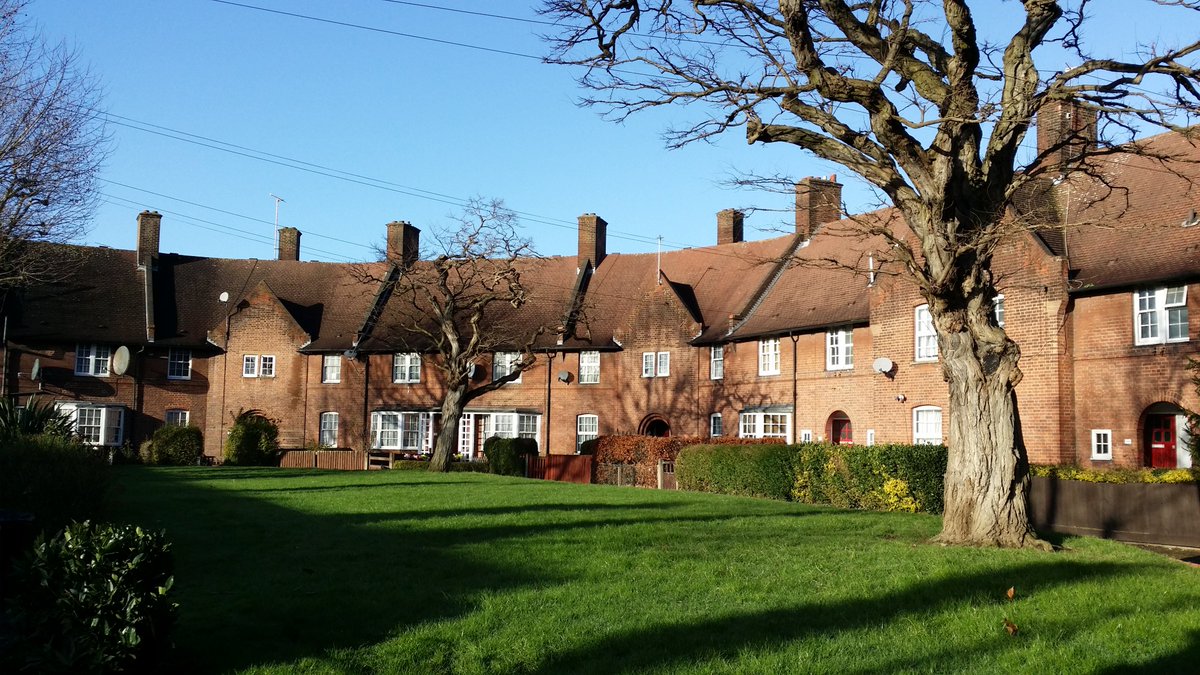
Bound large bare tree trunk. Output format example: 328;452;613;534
933;303;1049;549
429;385;466;472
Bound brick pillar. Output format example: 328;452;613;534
277;227;301;261
717;209;744;245
1037;98;1097;173
136;210;161;267
578;213;607;268
386;221;420;268
795;177;842;239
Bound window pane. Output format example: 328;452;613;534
657;352;670;376
320;412;338;446
242;355;257;377
710;346;724;380
710;414;722;437
260;356;275;377
1169;306;1189;340
580;351;600;384
642;353;654;377
518;414;539;439
322;355;341;382
168;349;191;379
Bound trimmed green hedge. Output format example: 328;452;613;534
1031;465;1199;484
677;442;948;514
390;459;490;473
0;434;108;533
146;425;204;466
483;437;538;476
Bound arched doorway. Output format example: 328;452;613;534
1142;402;1187;468
639;414;671;437
827;411;852;445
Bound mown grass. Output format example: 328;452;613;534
109;467;1200;674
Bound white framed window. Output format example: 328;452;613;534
242;355;258;377
577;414;598;453
74;344;111;377
710;345;724;380
800;429;813;442
393;352;421;383
579;351;600;384
913;406;943;445
260;355;275;377
370;411;439;450
642;352;670;378
1090;429;1112;460
993;294;1006;328
642;352;655;377
657;351;670;377
518;414;539;440
167;349;191;380
165;409;189;427
709;413;723;438
758;339;781;376
1134;286;1189;345
320;412;339;447
825;328;854;371
739;412;791;441
57;403;123;446
322;354;341;383
493;352;523;383
915;305;938;361
866;429;876;446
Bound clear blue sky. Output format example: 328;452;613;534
22;1;1200;262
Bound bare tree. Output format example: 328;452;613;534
543;0;1200;548
371;199;546;473
0;0;105;290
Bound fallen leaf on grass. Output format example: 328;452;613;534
1006;586;1015;600
1004;619;1019;636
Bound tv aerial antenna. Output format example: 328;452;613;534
270;193;285;254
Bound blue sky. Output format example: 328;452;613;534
22;1;1200;262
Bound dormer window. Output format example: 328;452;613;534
75;344;111;377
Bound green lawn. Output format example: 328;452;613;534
110;467;1200;674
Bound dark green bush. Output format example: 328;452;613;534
448;460;490;473
223;409;280;466
0;396;75;441
5;521;176;673
0;434;108;533
147;425;203;466
482;437;538;476
676;443;800;500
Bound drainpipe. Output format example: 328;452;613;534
362;354;370;455
791;333;799;444
544;352;554;456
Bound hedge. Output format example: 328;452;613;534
0;434;109;533
590;435;784;488
482;437;539;476
1031;464;1200;484
676;442;948;514
146;425;204;466
390;459;490;473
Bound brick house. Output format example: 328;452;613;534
3;115;1198;468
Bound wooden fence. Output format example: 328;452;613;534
1029;476;1200;548
279;450;368;471
526;455;593;484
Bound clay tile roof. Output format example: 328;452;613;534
10;245;148;345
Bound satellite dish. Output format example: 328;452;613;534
557;370;571;383
29;358;40;381
219;291;230;303
466;363;478;378
112;346;131;376
872;357;894;375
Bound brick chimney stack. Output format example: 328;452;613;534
136;210;161;267
717;209;744;245
578;213;607;268
795;176;842;239
386;221;421;268
1037;98;1097;173
277;227;301;261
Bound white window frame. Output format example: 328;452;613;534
320;412;339;447
800;429;813;442
579;351;600;385
913;406;943;445
657;351;670;377
74;344;111;377
393;352;421;383
1134;286;1189;346
322;354;342;383
710;345;724;380
709;413;723;438
576;414;598;453
164;409;189;427
371;411;439;451
1090;429;1112;461
260;355;276;377
242;355;258;378
493;351;523;383
738;412;791;441
915;305;938;362
993;294;1006;328
866;429;876;446
825;328;854;371
641;352;655;377
167;349;192;380
57;402;124;446
758;338;781;376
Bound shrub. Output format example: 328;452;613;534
0;395;75;441
1031;464;1200;484
5;521;176;673
223;409;280;466
482;437;538;476
591;435;783;488
676;443;801;500
146;425;203;466
0;434;108;533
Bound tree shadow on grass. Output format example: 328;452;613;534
112;469;1161;674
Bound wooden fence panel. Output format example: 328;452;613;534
1030;477;1200;548
527;455;593;484
278;450;367;471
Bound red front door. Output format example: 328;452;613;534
1145;415;1177;468
831;417;852;445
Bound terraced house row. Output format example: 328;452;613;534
5;108;1199;469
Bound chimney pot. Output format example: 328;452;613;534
795;177;842;239
578;213;608;268
136;210;161;266
277;227;301;261
386;220;421;268
717;209;744;245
